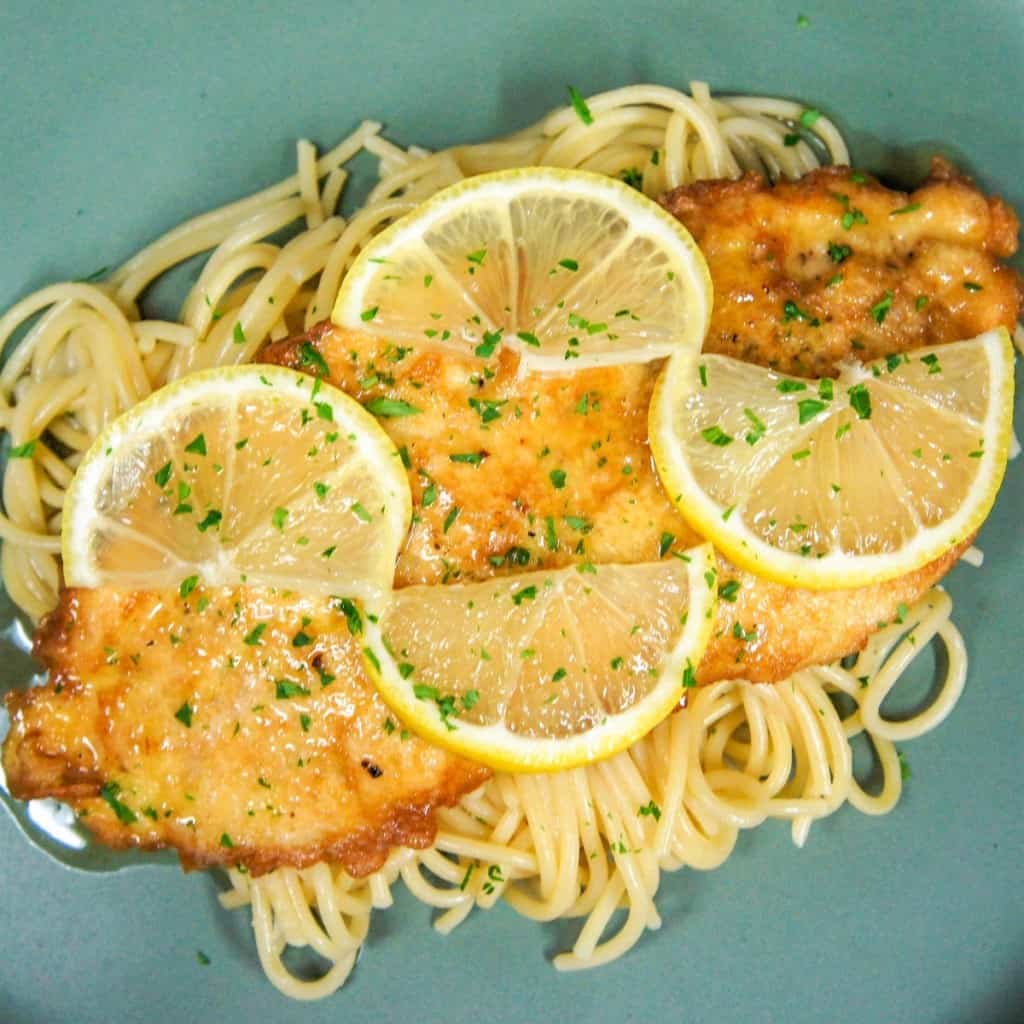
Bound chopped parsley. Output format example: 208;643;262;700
243;623;267;646
184;433;207;456
365;397;421;417
179;575;199;599
847;383;872;420
297;341;330;377
443;506;460;533
744;408;767;445
701;425;733;446
545;516;558;551
511;585;538;606
337;598;362;630
8;438;38;459
196;509;222;532
469;396;506;423
275;679;310;699
828;242;852;264
99;781;137;825
870;290;894;324
475;329;502;358
174;702;193;728
638;800;662;821
568;84;593;125
797;398;827;424
620;167;643;189
782;299;820;327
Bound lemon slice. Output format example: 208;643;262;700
360;544;717;771
63;365;411;601
332;167;711;372
649;329;1015;589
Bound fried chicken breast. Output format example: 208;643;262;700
4;160;1018;877
661;158;1021;377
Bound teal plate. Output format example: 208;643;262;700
1;2;1022;1021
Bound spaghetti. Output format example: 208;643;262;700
0;83;971;999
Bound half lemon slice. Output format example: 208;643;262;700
649;329;1015;589
361;544;717;771
332;167;711;372
63;365;411;601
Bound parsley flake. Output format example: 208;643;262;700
297;341;330;377
275;679;310;699
797;398;827;424
568;85;593;125
365;397;421;417
701;425;733;446
99;781;137;825
184;433;207;456
847;383;872;420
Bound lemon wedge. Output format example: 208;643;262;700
332;167;711;372
62;365;411;601
649;329;1015;589
360;544;717;771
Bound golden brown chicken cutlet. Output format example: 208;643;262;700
3;160;1019;878
660;157;1021;377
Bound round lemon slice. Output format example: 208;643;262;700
360;544;717;772
332;167;711;372
649;329;1015;589
63;365;411;601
